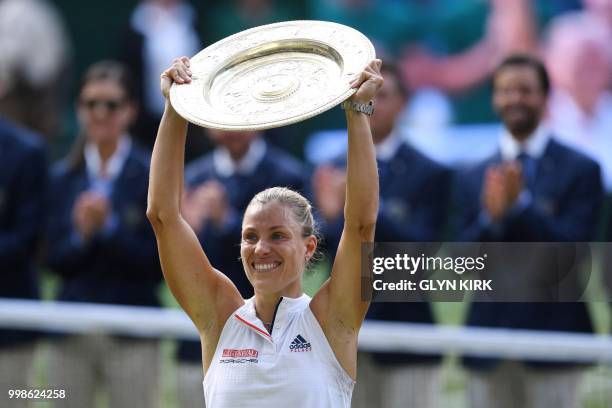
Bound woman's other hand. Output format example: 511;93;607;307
349;59;384;104
160;56;192;99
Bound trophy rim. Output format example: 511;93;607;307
169;20;375;131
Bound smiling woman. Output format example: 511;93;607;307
147;56;381;407
241;188;318;298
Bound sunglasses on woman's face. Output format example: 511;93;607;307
80;98;126;112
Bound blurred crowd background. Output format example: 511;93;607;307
1;0;612;407
5;0;611;160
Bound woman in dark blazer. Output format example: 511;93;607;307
45;61;162;408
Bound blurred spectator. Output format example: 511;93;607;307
314;64;452;408
50;0;137;157
118;0;202;150
582;0;612;28
399;0;538;125
576;0;612;316
545;12;612;193
0;0;71;139
571;2;612;302
0;78;47;406
308;0;539;124
44;61;162;408
454;54;603;408
403;0;539;90
176;128;307;408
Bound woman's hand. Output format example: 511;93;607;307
160;56;193;99
349;59;384;104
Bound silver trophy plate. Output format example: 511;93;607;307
169;20;375;130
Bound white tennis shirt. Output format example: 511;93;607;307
203;294;355;407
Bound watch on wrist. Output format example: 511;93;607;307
341;100;374;116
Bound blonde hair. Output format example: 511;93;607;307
245;187;322;267
246;187;317;237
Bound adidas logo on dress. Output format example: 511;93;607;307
289;334;312;352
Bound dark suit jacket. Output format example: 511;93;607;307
45;143;161;307
326;141;453;365
0;119;47;347
178;143;308;362
454;138;603;369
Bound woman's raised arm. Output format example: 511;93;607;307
311;59;382;377
146;57;243;343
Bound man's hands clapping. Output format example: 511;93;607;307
482;162;524;222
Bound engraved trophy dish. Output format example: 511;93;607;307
169;20;375;130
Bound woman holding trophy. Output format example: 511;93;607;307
147;52;382;406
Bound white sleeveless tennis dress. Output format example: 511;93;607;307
203;294;355;407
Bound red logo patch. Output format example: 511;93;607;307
222;348;259;358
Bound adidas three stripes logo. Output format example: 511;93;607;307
289;334;312;352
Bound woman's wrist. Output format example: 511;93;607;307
163;99;188;126
344;108;372;126
164;98;178;115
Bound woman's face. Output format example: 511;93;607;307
240;202;316;297
77;80;135;144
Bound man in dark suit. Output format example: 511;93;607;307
0;118;47;406
454;54;603;408
176;128;307;408
314;64;452;408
